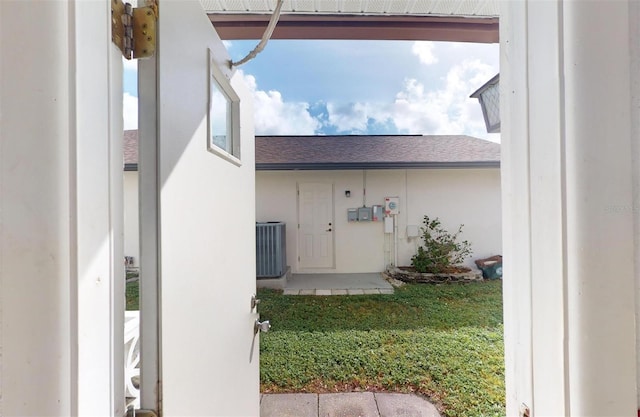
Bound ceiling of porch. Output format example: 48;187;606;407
202;0;499;42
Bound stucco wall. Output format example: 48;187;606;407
256;168;502;273
124;171;139;267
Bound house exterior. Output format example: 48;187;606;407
255;135;502;273
123;133;501;273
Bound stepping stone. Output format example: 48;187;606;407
375;393;441;417
379;289;394;294
363;289;381;294
283;289;300;295
299;289;316;295
347;289;365;295
261;393;318;417
331;289;348;295
319;392;379;417
316;289;332;296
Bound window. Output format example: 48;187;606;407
208;48;241;164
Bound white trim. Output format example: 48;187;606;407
138;52;161;412
501;1;638;414
207;48;242;166
498;3;534;402
74;1;125;413
631;0;640;406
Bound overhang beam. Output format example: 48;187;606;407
208;14;499;42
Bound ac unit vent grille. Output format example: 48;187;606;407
256;222;286;278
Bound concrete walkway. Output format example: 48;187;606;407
261;392;441;417
284;273;394;296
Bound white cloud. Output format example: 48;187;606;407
326;102;391;133
240;72;321;135
123;92;138;130
412;41;438;66
323;59;497;139
390;59;496;138
119;70;321;135
117;46;499;140
327;102;369;132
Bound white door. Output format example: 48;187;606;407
138;1;259;415
298;183;335;269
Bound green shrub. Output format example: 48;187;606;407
411;215;472;273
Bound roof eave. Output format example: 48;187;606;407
256;161;500;171
209;14;499;42
470;73;500;98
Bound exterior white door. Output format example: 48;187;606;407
138;1;259;415
298;183;335;269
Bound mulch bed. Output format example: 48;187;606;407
386;266;483;284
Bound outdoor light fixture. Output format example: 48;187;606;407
470;73;500;133
345;190;351;197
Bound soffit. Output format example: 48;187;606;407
201;0;499;17
202;0;499;42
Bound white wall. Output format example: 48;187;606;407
0;1;124;415
124;171;140;267
256;168;502;273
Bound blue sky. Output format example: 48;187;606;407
123;40;499;141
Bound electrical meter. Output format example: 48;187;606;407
384;197;399;215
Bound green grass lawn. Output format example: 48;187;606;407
126;280;139;311
258;281;504;417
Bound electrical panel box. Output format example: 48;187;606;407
384;197;400;215
384;216;394;233
347;208;358;222
407;225;420;238
372;205;383;221
358;207;372;222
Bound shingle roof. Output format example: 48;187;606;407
124;130;137;170
122;132;500;170
255;135;500;170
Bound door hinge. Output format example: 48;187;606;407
112;0;158;60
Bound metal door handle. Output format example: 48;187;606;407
255;320;271;334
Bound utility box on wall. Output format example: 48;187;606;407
407;225;420;238
372;205;383;221
347;208;358;222
384;216;394;233
385;197;399;215
348;206;382;222
358;207;372;221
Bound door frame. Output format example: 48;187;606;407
500;2;638;415
3;2;639;416
137;2;640;415
137;53;161;412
